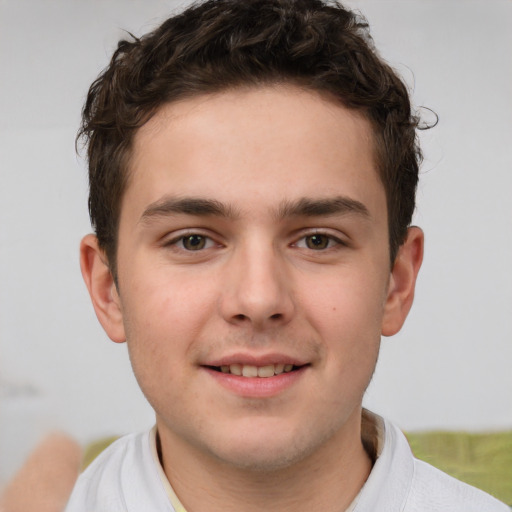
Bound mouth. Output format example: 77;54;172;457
205;363;306;378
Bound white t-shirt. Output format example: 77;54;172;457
64;413;510;512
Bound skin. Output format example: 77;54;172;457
81;85;423;512
0;433;81;512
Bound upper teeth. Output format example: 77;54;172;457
220;363;294;377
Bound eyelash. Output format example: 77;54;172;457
165;233;217;252
164;230;345;252
293;232;346;251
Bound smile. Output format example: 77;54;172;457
210;363;301;378
204;361;309;397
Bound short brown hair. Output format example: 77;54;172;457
79;0;423;278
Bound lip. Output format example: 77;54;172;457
205;352;308;367
202;364;309;398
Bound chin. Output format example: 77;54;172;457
207;424;330;473
214;445;308;473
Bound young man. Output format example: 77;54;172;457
66;1;509;510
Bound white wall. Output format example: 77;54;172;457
1;0;511;482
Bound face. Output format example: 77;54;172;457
82;86;422;473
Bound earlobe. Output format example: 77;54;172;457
80;234;126;343
381;227;424;337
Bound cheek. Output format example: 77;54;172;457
125;265;211;324
120;271;217;368
121;288;185;415
303;269;387;336
301;269;385;382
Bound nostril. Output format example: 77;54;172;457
270;313;283;320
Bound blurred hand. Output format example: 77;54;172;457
0;432;81;512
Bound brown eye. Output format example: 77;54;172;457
182;234;207;250
305;234;330;250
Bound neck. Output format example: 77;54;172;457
158;410;372;512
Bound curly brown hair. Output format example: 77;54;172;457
79;0;423;279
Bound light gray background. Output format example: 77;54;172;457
1;0;511;482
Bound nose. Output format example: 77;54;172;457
219;242;295;329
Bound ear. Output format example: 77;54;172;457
381;227;424;336
80;234;126;343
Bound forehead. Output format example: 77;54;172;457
124;85;384;220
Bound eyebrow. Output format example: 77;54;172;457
140;197;239;223
139;195;370;224
276;196;370;220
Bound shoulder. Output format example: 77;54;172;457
355;413;509;512
65;429;173;512
407;458;510;512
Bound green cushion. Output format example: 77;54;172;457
406;430;512;506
